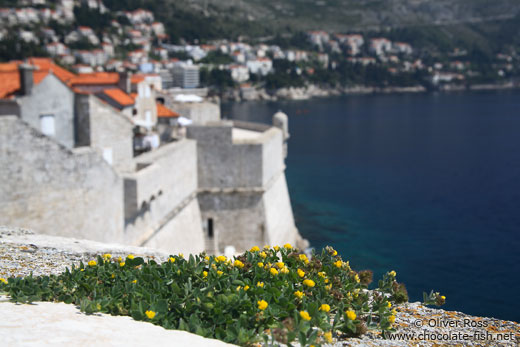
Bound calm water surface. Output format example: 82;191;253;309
222;90;520;322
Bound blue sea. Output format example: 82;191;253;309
222;90;520;322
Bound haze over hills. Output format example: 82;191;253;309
146;0;520;34
91;0;520;48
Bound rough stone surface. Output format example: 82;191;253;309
0;116;125;244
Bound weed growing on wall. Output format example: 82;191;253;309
0;245;443;346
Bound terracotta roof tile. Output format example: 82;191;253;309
103;88;135;107
157;103;179;118
69;72;119;86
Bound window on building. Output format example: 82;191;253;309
40;114;55;136
208;218;214;239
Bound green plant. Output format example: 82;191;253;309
0;245;443;346
423;290;446;306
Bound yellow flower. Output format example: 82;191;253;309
317;271;325;278
334;260;343;268
211;264;217;270
299;311;311;321
169;257;176;263
132;279;137;284
257;262;264;268
324;331;333;343
276;262;285;269
250;246;260;252
203;271;208;278
217;270;223;276
236;286;242;291
391;309;397;315
280;266;289;274
111;274;115;279
257;281;264;287
297;269;305;278
233;260;245;268
324;278;329;284
270;268;279;276
80;269;84;272
145;310;156;319
320;304;331;312
389;270;396;277
441;295;446;300
216;255;227;262
354;274;360;283
244;285;250;291
0;278;7;285
299;254;308;262
325;284;332;291
259;251;267;259
178;253;184;258
257;300;268;310
387;302;392;308
263;245;270;249
273;246;280;251
332;250;338;256
294;290;304;299
204;256;210;261
103;253;111;260
127;254;134;260
284;243;292;249
388;315;396;324
117;256;122;263
88;260;97;267
303;279;315;287
345;310;357;321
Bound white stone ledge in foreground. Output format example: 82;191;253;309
0;296;236;347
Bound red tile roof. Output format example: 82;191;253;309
103;88;135;107
157;103;179;118
69;72;119;85
0;58;76;98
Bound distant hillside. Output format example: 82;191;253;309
99;0;520;41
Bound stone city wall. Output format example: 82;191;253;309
123;139;205;253
0;116;125;242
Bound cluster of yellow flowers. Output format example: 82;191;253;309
345;310;357;321
294;290;304;299
257;300;268;310
233;260;245;268
0;278;7;285
198;245;398;344
299;311;311;321
303;279;315;288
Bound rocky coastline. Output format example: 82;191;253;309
222;82;519;102
1;227;518;346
